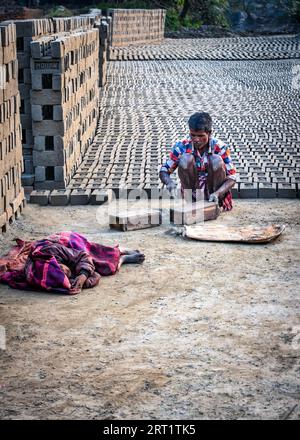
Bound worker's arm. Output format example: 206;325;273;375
209;178;235;202
209;143;236;203
160;141;183;194
159;170;177;193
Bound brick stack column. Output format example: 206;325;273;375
1;18;54;193
30;28;100;190
0;22;25;232
94;17;110;87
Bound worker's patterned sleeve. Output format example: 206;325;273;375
214;142;236;181
160;140;185;174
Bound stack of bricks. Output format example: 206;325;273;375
1;11;103;194
95;17;110;87
52;14;98;34
108;9;165;49
0;22;25;232
1;18;55;192
30;28;100;190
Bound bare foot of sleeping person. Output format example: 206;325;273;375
118;251;145;269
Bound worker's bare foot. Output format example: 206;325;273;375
118;252;145;268
125;252;145;264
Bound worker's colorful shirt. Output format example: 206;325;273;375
161;135;236;180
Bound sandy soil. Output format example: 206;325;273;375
0;199;299;420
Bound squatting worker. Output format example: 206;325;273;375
159;112;237;211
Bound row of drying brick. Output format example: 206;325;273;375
29;180;299;207
0;22;25;232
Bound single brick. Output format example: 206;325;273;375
21;173;35;186
90;190;110;205
258;183;277;198
29;190;50;206
49;189;71;206
70;189;91;205
31;104;42;122
35;166;46;182
277;183;297;198
239;183;258;198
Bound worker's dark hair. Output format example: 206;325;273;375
188;112;212;133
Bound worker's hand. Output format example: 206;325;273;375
166;180;177;196
209;192;219;204
70;274;88;294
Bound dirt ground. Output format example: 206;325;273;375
0;199;299;420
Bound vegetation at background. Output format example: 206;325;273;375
23;1;300;30
97;1;230;29
46;5;74;17
94;1;300;30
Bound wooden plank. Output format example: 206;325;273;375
184;224;285;243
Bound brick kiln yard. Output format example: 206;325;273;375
0;15;299;420
0;199;299;420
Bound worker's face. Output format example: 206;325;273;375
59;264;72;278
189;129;210;151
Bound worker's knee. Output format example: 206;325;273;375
208;154;224;172
178;153;195;170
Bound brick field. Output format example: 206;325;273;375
66;35;300;201
0;31;299;421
